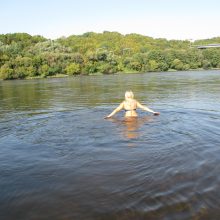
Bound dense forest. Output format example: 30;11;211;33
0;32;220;80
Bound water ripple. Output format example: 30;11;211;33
1;71;220;219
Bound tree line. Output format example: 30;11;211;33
0;32;220;80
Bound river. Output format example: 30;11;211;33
0;70;220;219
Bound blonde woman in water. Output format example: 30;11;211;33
105;91;160;118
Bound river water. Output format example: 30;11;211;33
0;70;220;220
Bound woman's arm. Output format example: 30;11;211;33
137;101;160;115
105;102;124;118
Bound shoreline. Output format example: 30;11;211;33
1;68;219;81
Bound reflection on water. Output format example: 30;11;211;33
1;71;220;220
108;116;154;140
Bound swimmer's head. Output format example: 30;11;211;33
125;91;134;100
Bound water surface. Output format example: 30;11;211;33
0;71;220;219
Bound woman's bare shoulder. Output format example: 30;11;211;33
133;99;139;104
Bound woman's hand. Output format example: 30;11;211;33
104;116;111;119
153;112;160;116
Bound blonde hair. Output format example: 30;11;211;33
125;90;134;100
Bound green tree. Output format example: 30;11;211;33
148;60;159;72
65;63;81;75
39;64;50;77
1;32;220;79
0;64;14;79
202;60;211;69
83;62;98;74
129;61;142;71
171;59;184;70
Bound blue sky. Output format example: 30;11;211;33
0;0;220;40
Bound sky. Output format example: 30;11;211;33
0;0;220;40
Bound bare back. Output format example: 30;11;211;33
123;99;138;117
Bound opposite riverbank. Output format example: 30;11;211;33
1;32;220;80
1;68;218;81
